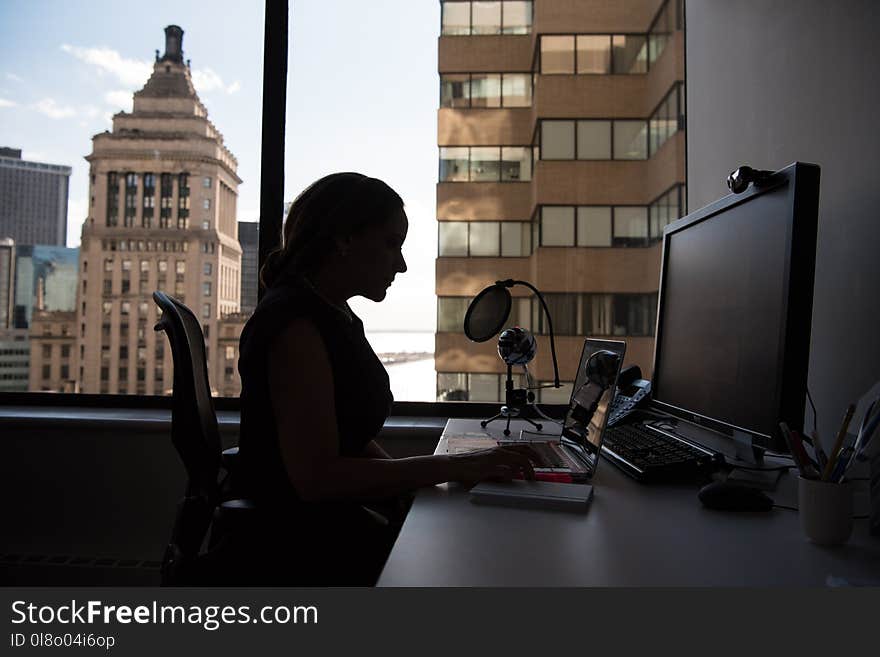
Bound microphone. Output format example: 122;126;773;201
463;279;560;388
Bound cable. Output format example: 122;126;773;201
806;386;818;434
773;504;798;512
522;364;562;426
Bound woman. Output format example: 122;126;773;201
235;172;534;585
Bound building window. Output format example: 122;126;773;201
649;0;682;65
225;346;235;360
540;207;575;246
437;297;471;333
106;172;119;227
158;259;168;273
102;301;112;315
202;303;211;319
537;120;646;161
121;301;130;315
577;207;612;247
540;33;650;75
649;83;683;156
176;260;186;274
203;198;211;210
42;364;51;380
61;345;70;359
203;282;212;297
441;1;532;36
203;176;212;188
42;344;52;359
204;262;212;276
439;146;531;182
439;72;537;109
102;279;112;296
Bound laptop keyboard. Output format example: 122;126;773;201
601;423;721;482
529;442;568;468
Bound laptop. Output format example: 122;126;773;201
499;338;626;482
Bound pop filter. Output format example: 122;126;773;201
463;282;511;342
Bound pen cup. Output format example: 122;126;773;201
798;476;854;545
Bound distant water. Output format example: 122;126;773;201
365;331;436;402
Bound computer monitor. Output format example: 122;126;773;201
651;162;820;453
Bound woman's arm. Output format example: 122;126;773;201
267;318;534;502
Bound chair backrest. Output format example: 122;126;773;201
152;291;221;502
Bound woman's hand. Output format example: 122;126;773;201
449;445;538;486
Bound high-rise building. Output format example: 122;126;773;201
0;148;71;246
0;238;13;329
71;25;244;395
435;0;685;402
238;221;259;315
0;328;29;392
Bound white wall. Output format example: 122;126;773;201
685;0;880;446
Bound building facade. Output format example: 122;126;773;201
435;0;685;402
65;25;243;396
0;148;71;246
237;221;259;316
0;238;13;329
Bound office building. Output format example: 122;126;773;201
0;238;13;329
12;245;79;329
0;147;71;246
435;0;685;402
27;310;77;393
71;25;244;395
0;328;29;392
238;221;259;315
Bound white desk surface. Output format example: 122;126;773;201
377;419;880;586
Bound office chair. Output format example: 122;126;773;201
152;291;253;585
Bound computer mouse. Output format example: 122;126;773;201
697;481;774;512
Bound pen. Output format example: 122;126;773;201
793;431;821;479
822;403;855;481
780;422;813;478
811;429;828;473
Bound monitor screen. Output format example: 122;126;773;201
651;163;819;449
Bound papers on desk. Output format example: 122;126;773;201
447;432;497;454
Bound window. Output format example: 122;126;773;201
440;73;531;108
203;176;212;188
102;279;112;295
202;303;211;319
576;35;611;74
440;74;470;108
613;207;649;246
611;35;648;74
577;121;612;160
42;364;51;380
613;121;648;160
540;207;575;246
203;282;212;297
119;345;129;360
441;1;532;36
541;35;575;74
438;222;468;256
61;345;70;359
203;262;213;276
103;258;113;272
470;74;500;108
42;344;52;359
176;260;185;274
102;301;112;315
121;301;130;315
437;297;471;332
468;222;500;256
440;146;531;183
225;346;235;360
158;260;168;273
541;121;576;160
203;198;211;210
578;207;613;247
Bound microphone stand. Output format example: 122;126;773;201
479;279;561;436
481;362;543;437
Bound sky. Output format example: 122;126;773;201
0;0;440;331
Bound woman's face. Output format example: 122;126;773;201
344;207;408;302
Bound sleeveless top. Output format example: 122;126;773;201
237;280;393;506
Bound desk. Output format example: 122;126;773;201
378;419;880;586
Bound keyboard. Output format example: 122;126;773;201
530;442;568;468
601;423;722;482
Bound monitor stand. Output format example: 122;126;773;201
732;429;765;465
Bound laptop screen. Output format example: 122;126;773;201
561;339;626;470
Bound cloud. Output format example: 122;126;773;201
0;97;17;108
104;90;132;110
5;73;23;83
33;98;76;119
191;67;240;95
61;43;151;87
